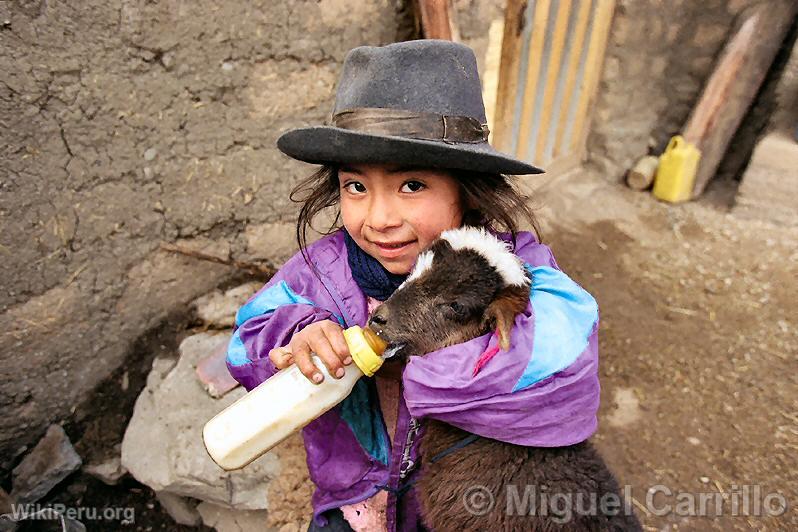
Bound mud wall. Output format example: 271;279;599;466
771;37;798;132
586;0;778;180
0;0;414;475
453;0;505;75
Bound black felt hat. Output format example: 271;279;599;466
276;39;544;175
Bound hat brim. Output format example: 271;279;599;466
277;126;544;175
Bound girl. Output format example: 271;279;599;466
226;40;600;532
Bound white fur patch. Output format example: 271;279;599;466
407;250;435;282
439;227;529;287
399;250;435;290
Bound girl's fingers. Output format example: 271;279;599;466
290;341;324;384
310;334;346;380
281;320;351;383
269;346;294;369
321;322;353;365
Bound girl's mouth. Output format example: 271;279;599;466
371;239;416;257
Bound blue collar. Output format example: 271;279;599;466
342;229;407;301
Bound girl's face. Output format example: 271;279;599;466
339;163;464;275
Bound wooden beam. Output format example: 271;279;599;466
493;0;528;152
626;155;659;191
483;18;505;140
686;0;798;198
413;0;459;41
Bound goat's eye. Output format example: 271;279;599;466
442;301;468;320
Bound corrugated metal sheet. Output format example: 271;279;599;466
494;0;615;170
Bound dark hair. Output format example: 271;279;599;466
289;164;542;264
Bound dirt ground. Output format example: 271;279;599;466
531;169;797;531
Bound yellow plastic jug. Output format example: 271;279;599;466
653;135;701;203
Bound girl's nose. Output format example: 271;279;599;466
365;193;402;231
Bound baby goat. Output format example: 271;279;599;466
368;227;640;531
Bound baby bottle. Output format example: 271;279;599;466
203;325;388;471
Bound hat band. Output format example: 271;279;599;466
331;107;489;144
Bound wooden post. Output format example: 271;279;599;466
413;0;459;41
685;0;798;198
492;0;527;153
626;155;659;191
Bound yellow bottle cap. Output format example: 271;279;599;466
343;325;386;377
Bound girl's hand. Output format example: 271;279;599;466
268;320;352;384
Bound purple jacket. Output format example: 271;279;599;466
226;229;601;531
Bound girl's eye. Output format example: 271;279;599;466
343;182;366;194
401;181;425;193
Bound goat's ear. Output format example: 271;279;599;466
481;284;530;351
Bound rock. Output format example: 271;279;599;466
66;482;87;497
143;147;158;161
161;50;175;70
34;513;86;532
156;491;202;526
83;455;127;485
0;488;15;531
61;517;86;532
191;282;259;398
193;282;262;328
606;388;642;428
0;487;13;515
66;519;86;532
10;425;82;504
196;502;275;532
122;332;280;510
148;356;177;387
196;343;240;399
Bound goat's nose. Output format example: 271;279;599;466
368;306;389;329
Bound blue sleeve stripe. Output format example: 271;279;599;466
227;280;346;368
235;280;315;326
227;329;249;367
512;264;599;392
